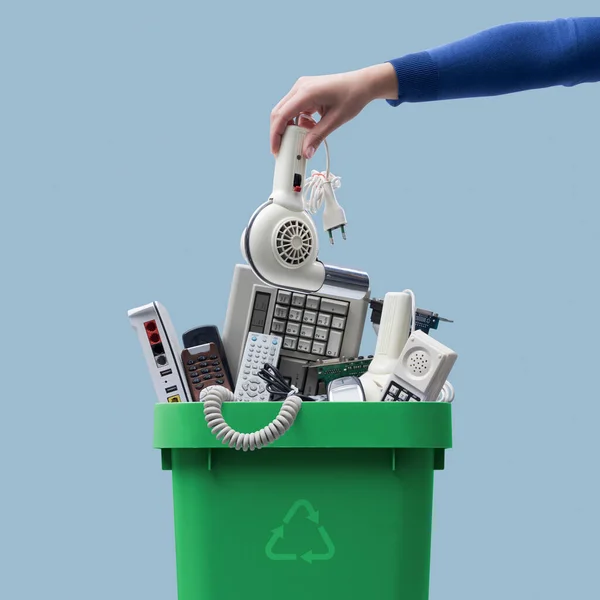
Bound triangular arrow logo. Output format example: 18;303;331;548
265;499;335;563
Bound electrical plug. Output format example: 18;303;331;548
321;181;347;244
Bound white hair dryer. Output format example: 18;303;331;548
240;125;369;294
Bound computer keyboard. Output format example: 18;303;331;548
268;289;349;359
222;264;370;394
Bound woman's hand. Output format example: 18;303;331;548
270;63;398;158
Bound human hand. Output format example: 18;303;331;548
270;63;398;158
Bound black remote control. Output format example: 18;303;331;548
182;325;233;386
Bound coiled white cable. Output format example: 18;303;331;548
202;385;303;451
303;168;341;215
293;113;338;216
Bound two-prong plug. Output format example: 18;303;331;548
321;180;347;245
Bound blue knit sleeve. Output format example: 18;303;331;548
386;17;600;105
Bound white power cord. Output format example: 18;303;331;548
294;115;347;243
203;385;302;451
304;169;340;213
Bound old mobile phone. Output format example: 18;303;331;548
181;342;234;401
181;325;234;400
327;376;366;402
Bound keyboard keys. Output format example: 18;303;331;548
320;298;349;316
317;312;331;327
331;316;346;330
325;329;343;358
289;308;303;322
271;319;285;333
315;327;329;341
286;322;300;336
291;293;305;307
300;324;314;338
312;341;326;355
277;290;292;305
306;296;320;310
302;311;317;324
272;288;351;360
283;336;298;350
274;305;289;319
297;339;312;353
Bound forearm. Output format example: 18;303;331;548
385;17;600;104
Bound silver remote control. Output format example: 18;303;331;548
234;332;283;401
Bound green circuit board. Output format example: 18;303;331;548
309;356;373;387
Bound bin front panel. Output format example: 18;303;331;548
170;447;435;600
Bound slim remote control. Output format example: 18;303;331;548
234;332;282;401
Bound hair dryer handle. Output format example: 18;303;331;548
271;125;308;211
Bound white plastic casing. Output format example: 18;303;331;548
128;301;191;403
241;125;327;293
383;330;457;402
272;125;308;211
327;376;366;402
360;292;412;401
233;332;283;401
221;264;370;387
242;202;325;292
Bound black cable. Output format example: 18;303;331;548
256;363;318;402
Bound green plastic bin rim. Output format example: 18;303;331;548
153;402;452;450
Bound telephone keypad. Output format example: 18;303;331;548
181;342;233;402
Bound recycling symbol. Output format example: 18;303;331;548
265;499;335;564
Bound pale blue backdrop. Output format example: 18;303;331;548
1;1;598;598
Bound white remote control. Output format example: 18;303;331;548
234;332;283;401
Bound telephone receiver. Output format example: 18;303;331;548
359;291;412;402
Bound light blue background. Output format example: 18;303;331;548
1;1;599;598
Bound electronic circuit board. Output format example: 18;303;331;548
307;355;374;388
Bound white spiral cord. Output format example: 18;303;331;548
202;385;303;451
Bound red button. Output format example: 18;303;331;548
293;186;302;192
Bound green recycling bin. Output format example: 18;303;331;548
154;401;452;600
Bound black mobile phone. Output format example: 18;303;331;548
182;325;233;386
